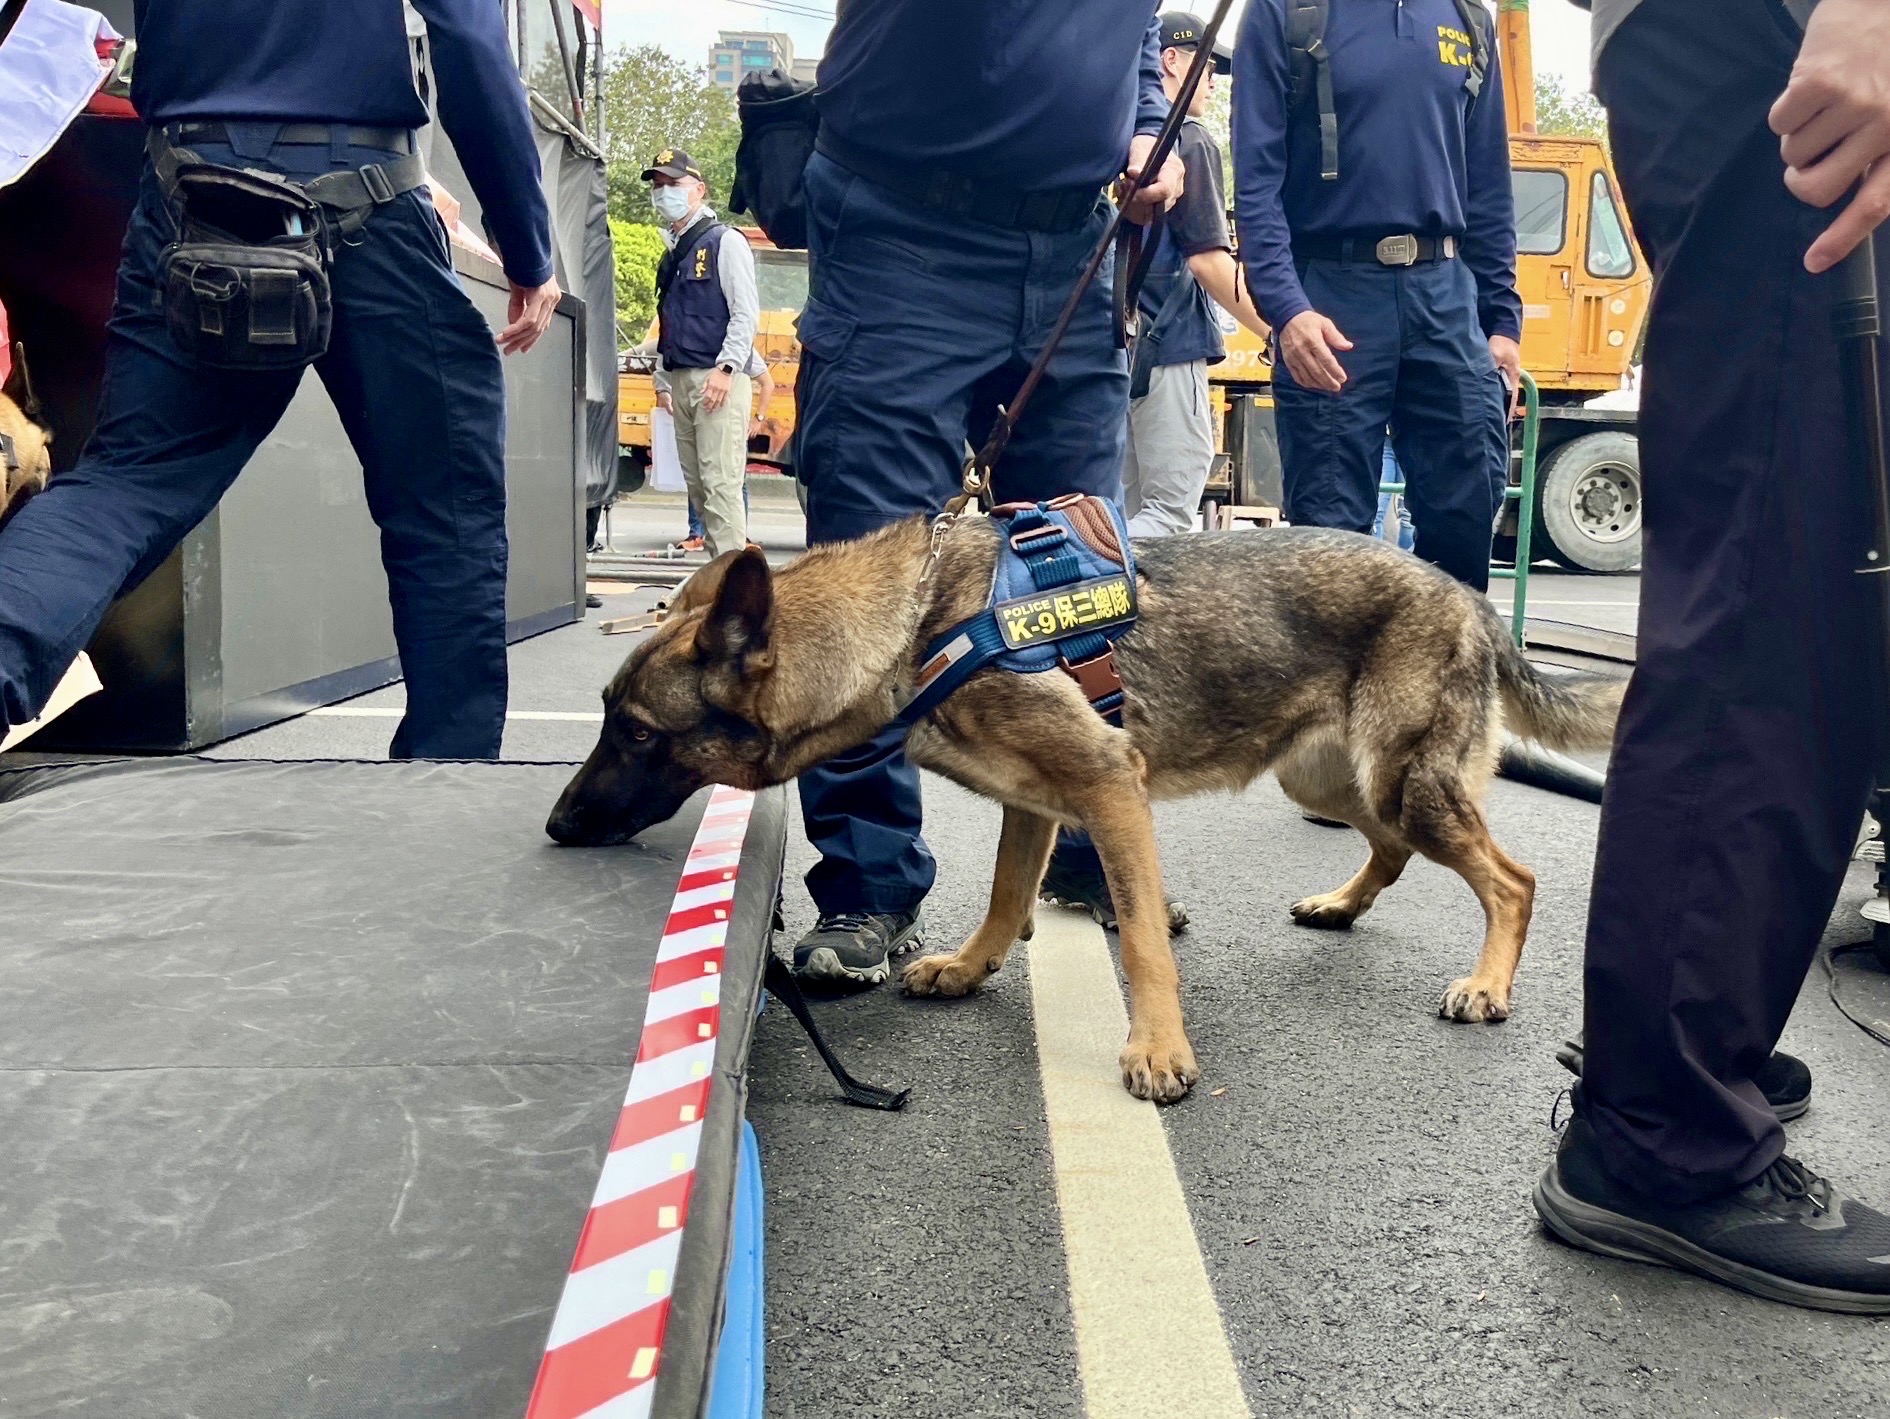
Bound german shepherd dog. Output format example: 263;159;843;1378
548;516;1622;1103
0;388;51;530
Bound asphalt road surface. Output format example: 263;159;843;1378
207;485;1890;1419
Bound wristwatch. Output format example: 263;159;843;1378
718;361;736;374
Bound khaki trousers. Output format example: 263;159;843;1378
668;365;751;557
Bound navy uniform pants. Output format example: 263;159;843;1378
1272;255;1508;591
1584;0;1881;1200
793;151;1127;916
0;128;508;759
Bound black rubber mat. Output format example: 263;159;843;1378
0;759;785;1419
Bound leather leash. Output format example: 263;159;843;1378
947;0;1236;517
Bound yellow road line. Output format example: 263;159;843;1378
1027;908;1252;1419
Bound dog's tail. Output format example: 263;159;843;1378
1493;636;1625;751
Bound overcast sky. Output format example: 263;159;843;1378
599;0;1598;92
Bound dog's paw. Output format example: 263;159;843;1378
901;951;994;998
1119;1035;1200;1104
1289;893;1357;930
1438;977;1511;1023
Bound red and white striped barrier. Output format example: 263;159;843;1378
526;786;758;1419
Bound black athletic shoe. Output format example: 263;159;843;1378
791;909;924;986
585;593;603;609
1535;1113;1890;1314
1037;852;1190;934
1555;1033;1811;1122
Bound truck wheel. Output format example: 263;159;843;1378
1533;431;1642;573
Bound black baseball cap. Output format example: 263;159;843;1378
1157;10;1233;73
641;146;704;182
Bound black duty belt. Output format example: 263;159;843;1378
168;122;418;156
1294;233;1460;267
148;129;429;237
816;129;1101;234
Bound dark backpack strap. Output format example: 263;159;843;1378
1454;0;1493;104
1284;0;1338;182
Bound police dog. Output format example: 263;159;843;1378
548;516;1622;1103
0;389;51;529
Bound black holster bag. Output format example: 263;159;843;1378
729;68;819;251
158;159;336;370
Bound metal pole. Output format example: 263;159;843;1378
1838;235;1890;785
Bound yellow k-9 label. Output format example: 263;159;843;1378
995;573;1136;650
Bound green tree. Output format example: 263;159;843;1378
610;217;667;343
598;44;740;226
1534;72;1608;142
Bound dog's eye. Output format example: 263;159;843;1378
630;726;652;743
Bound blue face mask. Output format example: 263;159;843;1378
651;186;692;223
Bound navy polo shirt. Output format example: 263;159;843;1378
817;1;1169;192
130;0;554;288
1232;0;1522;341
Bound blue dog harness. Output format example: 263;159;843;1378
895;494;1138;729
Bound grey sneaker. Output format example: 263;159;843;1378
792;908;925;986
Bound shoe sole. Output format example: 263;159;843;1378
792;917;926;987
1554;1042;1809;1122
795;946;891;986
1533;1171;1890;1315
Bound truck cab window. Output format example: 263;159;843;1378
1587;171;1637;279
1512;169;1568;255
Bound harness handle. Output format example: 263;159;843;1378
951;0;1235;515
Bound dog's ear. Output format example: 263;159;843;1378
666;550;742;621
695;547;774;668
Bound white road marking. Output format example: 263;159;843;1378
307;707;604;721
1027;908;1252;1419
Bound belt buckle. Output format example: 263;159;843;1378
361;163;396;204
1375;234;1419;267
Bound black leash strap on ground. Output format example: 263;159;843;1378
952;0;1235;513
763;952;912;1111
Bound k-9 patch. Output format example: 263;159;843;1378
994;572;1137;650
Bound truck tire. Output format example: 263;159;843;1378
1533;431;1642;573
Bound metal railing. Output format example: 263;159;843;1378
1379;370;1540;648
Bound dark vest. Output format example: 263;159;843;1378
656;214;733;371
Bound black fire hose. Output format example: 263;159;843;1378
1497;736;1607;805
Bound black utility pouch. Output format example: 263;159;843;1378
159;163;334;370
729;68;819;251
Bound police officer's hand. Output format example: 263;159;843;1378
1488;335;1523;419
499;276;562;356
1122;134;1185;223
1279;310;1353;394
656;390;674;414
1769;0;1890;274
701;368;733;413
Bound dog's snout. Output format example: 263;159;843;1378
545;802;590;845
